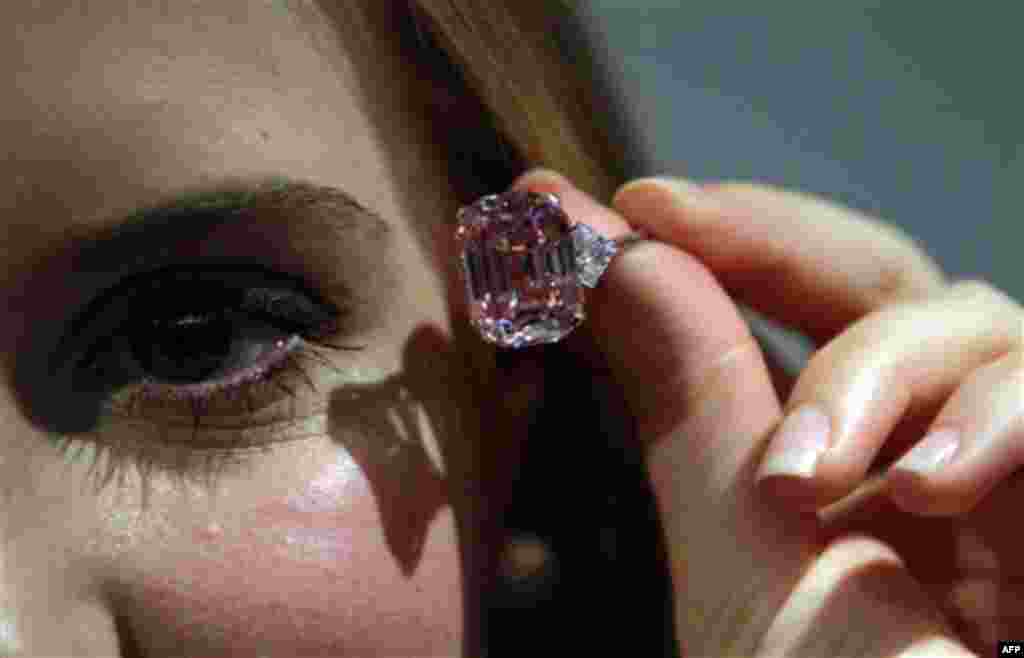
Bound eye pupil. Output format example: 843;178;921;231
133;312;234;384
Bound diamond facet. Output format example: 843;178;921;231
572;223;619;288
455;190;583;348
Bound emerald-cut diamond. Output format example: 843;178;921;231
456;189;628;349
455;190;584;349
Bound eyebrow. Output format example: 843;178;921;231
56;175;394;327
9;175;398;334
66;176;392;276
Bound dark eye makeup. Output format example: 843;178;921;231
44;263;367;494
66;263;358;420
9;178;397;496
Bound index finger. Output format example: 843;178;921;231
511;169;772;443
612;179;948;346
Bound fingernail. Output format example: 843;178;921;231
756;404;832;481
512;168;569;189
891;428;960;476
616;176;704;203
614;177;721;226
651;176;705;197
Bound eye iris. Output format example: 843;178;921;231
133;312;234;384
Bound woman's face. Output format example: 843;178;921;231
0;3;531;656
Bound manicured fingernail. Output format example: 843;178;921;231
756;404;832;481
891;428;960;476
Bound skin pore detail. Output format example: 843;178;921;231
0;2;529;656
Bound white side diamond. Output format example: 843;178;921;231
572;224;619;288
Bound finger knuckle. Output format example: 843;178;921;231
797;342;860;399
860;221;945;291
863;258;919;306
798;313;906;395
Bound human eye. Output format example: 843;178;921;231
47;263;363;491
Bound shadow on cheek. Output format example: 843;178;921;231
323;322;542;575
324;353;450;577
114;611;145;658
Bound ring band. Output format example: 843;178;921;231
455;189;655;349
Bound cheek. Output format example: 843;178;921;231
119;465;463;657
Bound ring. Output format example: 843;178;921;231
455;189;652;349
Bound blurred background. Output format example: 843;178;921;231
486;4;1019;656
583;1;1021;302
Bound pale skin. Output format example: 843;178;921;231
513;170;1022;656
0;3;522;656
1;3;1021;658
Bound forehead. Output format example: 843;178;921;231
1;2;365;198
0;1;435;269
0;2;467;382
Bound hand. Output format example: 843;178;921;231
512;169;1022;657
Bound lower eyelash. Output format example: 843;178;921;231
54;334;367;504
115;334;305;417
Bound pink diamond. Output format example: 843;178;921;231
455;190;583;348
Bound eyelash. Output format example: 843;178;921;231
99;333;357;431
53;266;364;498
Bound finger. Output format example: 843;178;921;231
514;169;808;654
886;348;1024;516
513;169;961;656
611;178;948;346
755;279;1023;508
513;171;773;454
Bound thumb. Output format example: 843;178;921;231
512;169;808;653
510;170;964;657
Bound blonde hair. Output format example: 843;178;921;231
408;1;631;201
399;7;672;655
306;1;635;204
310;1;672;654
